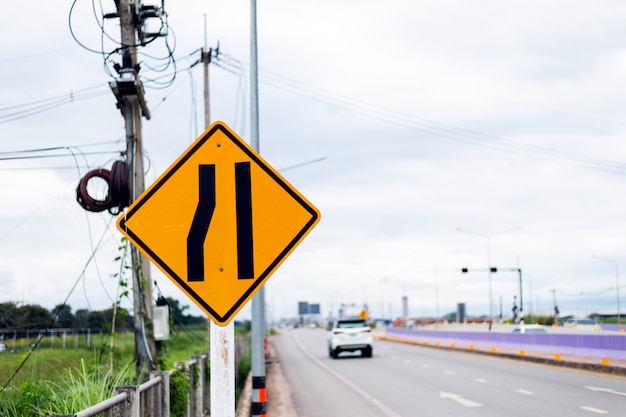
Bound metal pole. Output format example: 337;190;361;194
250;1;266;416
617;262;621;325
551;289;558;324
486;237;493;322
593;255;621;325
518;268;523;316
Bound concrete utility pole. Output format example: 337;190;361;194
203;47;211;129
112;0;157;380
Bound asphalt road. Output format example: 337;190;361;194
272;328;626;417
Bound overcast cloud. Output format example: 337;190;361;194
2;1;626;323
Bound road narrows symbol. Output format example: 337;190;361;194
235;162;254;279
187;162;255;282
117;121;321;325
187;164;216;282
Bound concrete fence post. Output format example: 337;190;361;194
202;352;210;413
151;371;171;417
115;386;140;417
191;355;205;417
175;361;192;417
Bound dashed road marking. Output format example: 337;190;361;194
516;389;533;395
580;406;608;414
293;332;403;417
475;378;488;384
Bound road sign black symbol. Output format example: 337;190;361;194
187;162;254;282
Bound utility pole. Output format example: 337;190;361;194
111;0;156;380
203;46;211;129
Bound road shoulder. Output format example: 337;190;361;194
236;336;298;417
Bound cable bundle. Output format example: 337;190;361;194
76;160;130;215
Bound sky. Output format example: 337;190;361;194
2;0;626;325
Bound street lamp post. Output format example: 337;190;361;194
592;255;621;324
457;226;519;322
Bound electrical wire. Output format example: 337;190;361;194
0;141;124;173
213;54;626;176
0;218;113;392
0;85;110;124
0;205;45;242
68;0;177;91
0;151;118;162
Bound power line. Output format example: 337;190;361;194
0;141;124;172
213;54;626;176
0;150;120;162
0;219;113;392
0;87;110;124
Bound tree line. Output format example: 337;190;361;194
0;297;206;333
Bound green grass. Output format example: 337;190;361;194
159;325;209;370
0;325;214;417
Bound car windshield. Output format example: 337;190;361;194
525;328;546;333
337;320;367;328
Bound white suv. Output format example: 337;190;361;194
327;318;373;358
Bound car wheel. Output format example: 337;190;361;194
331;348;339;359
362;346;372;358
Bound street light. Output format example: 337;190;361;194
456;226;520;321
592;255;621;324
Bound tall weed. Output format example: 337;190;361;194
31;358;132;416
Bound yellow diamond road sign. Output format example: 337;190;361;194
117;121;321;325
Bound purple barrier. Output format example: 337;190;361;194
386;328;626;360
601;324;626;332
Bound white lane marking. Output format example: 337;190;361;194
405;360;412;364
292;332;402;417
585;385;626;397
445;370;455;375
516;389;534;395
475;378;488;384
440;391;482;408
421;364;431;369
580;406;608;414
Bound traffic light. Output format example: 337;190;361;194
461;268;469;273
